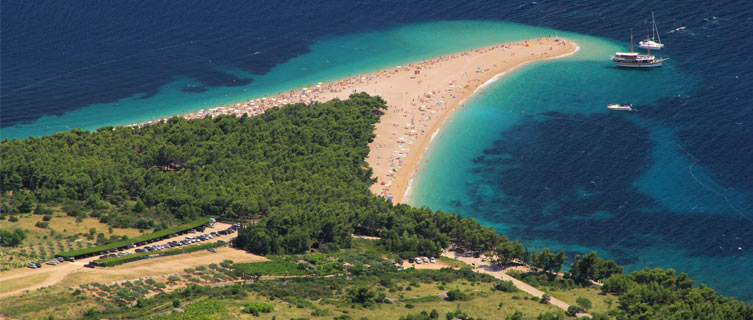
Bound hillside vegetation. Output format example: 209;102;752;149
2;94;751;319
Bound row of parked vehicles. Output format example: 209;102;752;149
86;223;242;267
409;256;436;264
26;256;66;268
452;247;481;258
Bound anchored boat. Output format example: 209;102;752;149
639;12;664;50
607;103;633;111
611;32;667;68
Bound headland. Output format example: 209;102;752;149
143;37;578;202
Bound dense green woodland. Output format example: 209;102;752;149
1;94;751;319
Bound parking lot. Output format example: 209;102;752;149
83;222;241;267
1;222;249;297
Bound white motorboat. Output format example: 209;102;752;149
607;103;633;111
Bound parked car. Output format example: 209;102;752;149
84;263;95;268
455;248;465;253
465;252;472;257
408;258;415;263
27;263;37;269
208;248;218;253
415;257;422;264
430;257;436;263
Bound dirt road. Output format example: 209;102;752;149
441;251;590;318
0;223;265;298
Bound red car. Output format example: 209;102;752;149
455;248;465;253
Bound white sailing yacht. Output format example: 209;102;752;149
639;12;664;50
611;32;667;68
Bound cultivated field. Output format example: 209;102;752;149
0;214;147;271
0;223;266;298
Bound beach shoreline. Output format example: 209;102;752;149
400;43;580;203
134;37;578;203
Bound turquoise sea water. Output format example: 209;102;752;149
3;15;752;302
405;23;753;301
3;21;571;139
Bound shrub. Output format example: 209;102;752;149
311;308;331;316
348;287;376;307
445;289;471;301
135;218;154;230
540;294;551;304
220;260;234;268
8;216;19;222
566;306;584;317
576;297;592;310
493;280;518;292
35;221;49;228
173;300;181;308
405;303;415;309
537;312;565;320
43;215;52;221
319;242;340;253
505;311;523;320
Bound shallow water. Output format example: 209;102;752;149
2;0;751;303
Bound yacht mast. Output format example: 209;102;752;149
652;12;662;44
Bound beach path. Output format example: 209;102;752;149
442;251;591;317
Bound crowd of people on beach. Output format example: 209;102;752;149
128;37;569;201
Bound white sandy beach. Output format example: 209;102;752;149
148;37;578;202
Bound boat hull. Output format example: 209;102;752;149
607;104;633;111
639;42;664;50
611;60;663;68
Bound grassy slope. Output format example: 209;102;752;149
1;214;145;270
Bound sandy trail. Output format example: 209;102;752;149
441;251;590;317
0;223;265;298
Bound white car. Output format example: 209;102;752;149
415;257;422;264
430;257;436;263
422;257;429;263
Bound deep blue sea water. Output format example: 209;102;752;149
2;0;752;302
